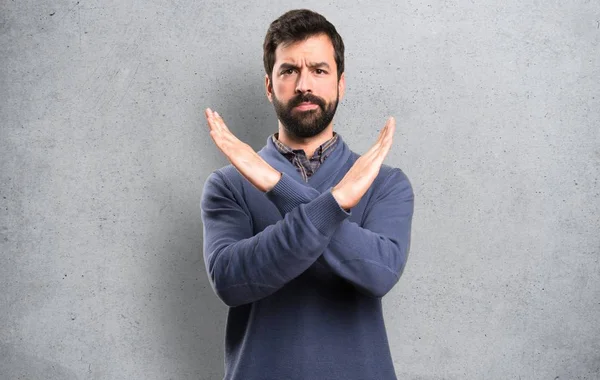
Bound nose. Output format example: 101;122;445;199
295;70;312;94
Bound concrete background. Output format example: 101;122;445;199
1;0;599;379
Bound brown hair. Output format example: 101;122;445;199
263;9;345;81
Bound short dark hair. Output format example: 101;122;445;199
263;9;345;81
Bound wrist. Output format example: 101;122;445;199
263;169;282;192
331;187;349;211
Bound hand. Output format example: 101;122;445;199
332;117;396;210
205;108;281;192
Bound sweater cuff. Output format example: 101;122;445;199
303;187;351;236
265;172;316;215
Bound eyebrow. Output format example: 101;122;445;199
278;62;331;71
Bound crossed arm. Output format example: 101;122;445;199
266;169;414;298
201;109;413;307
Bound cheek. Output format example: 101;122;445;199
274;81;293;98
317;81;339;99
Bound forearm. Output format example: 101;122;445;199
320;219;411;297
201;171;350;307
265;168;414;297
327;171;414;297
265;172;321;214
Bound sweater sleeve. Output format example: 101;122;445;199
265;168;414;298
200;170;350;307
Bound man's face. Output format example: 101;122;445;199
266;33;345;139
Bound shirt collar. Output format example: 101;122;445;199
271;132;339;159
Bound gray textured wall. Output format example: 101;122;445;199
1;1;599;379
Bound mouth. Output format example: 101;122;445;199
294;102;319;111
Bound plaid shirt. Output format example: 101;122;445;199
271;132;339;182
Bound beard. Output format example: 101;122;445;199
272;90;339;139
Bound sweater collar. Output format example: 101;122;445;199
258;132;352;190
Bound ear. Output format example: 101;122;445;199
338;72;346;102
265;74;273;103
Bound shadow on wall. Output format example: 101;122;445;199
147;64;275;378
0;343;78;380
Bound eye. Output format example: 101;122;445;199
315;69;326;74
282;68;295;75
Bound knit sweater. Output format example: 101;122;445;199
200;133;414;380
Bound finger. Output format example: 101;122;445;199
368;118;393;159
209;130;226;152
205;108;221;133
377;119;395;160
214;112;231;133
209;111;231;138
209;118;239;154
378;117;395;144
376;117;394;148
205;108;218;123
384;117;395;143
205;108;213;125
209;129;219;143
365;117;392;157
214;112;243;145
376;119;390;143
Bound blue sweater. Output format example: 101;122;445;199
201;133;414;380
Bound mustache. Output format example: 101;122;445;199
288;93;326;109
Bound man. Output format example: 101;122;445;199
201;9;414;380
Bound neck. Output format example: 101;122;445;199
277;122;334;157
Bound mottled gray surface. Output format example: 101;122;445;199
1;1;599;379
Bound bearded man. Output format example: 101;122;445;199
201;9;414;380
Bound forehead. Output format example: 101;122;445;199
274;34;336;66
